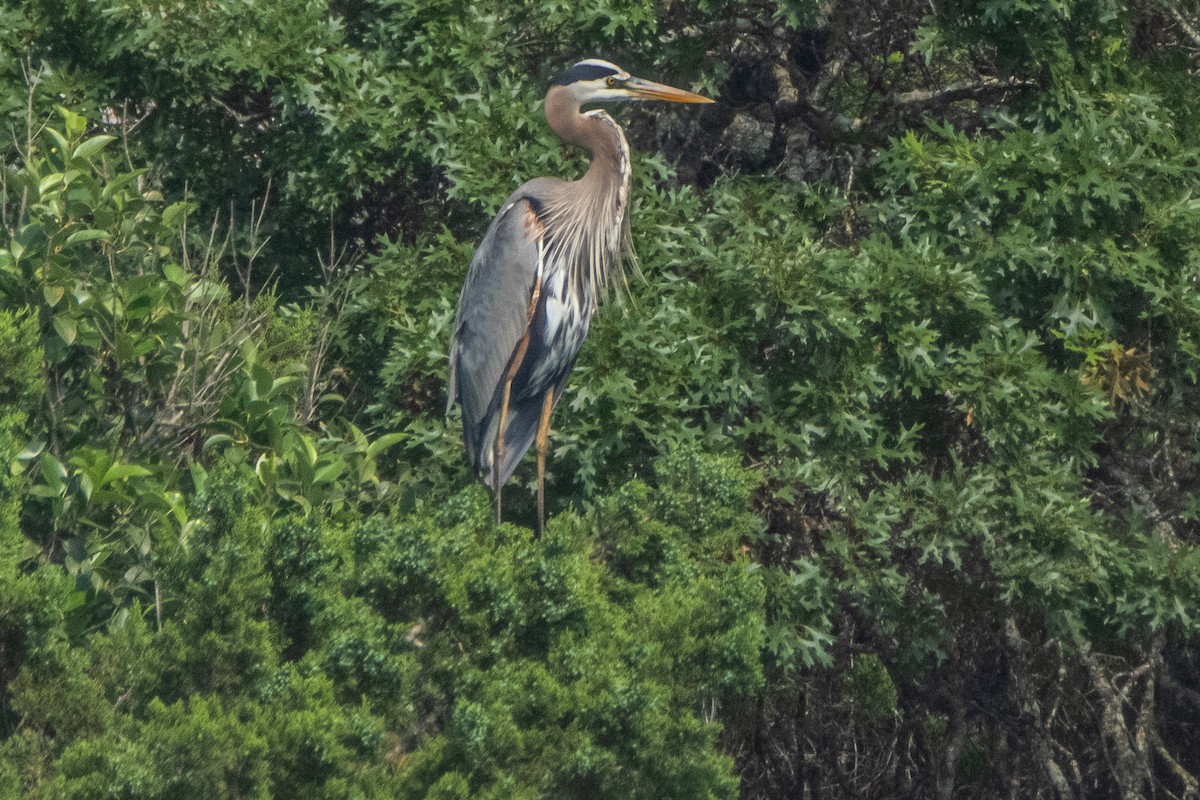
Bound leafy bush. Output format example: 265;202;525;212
2;0;1200;798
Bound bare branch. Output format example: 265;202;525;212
1151;727;1200;800
1157;0;1200;51
893;78;1039;114
1080;642;1152;800
775;77;1036;143
211;95;269;126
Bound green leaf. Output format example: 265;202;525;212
65;229;111;246
163;263;188;285
313;457;346;485
57;108;86;138
40;452;68;493
189;462;208;495
53;315;77;345
366;432;405;458
101;463;154;486
100;168;147;199
16;441;44;463
45;127;70;158
269;375;301;396
161;201;193;228
38;173;64;195
72;135;117;161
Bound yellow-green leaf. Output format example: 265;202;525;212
65;229;111;246
53;315;77;345
45;127;70;157
72;135;117;161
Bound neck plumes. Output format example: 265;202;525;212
542;86;633;312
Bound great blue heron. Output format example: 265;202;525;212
446;58;713;535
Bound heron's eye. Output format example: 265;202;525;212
606;77;617;87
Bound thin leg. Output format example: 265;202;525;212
535;388;554;538
493;378;513;524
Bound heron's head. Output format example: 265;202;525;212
551;59;714;106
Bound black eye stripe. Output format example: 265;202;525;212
552;63;619;86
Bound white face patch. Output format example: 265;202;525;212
566;60;634;105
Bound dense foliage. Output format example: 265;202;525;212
2;0;1199;797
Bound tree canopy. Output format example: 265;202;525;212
2;0;1199;798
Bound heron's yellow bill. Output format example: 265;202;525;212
625;77;715;104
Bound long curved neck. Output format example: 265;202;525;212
544;85;626;179
540;85;633;306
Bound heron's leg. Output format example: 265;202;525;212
535;388;554;538
494;378;514;524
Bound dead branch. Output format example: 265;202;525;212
892;79;1039;115
1004;619;1077;800
1151;727;1200;800
211;95;269;127
776;78;1037;143
1155;0;1200;52
1080;642;1151;800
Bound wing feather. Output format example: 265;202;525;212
447;197;544;477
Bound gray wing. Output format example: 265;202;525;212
447;197;543;480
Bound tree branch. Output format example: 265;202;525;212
211;95;269;127
892;79;1039;115
775;78;1037;143
1157;0;1200;51
1081;642;1151;800
1151;728;1200;800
